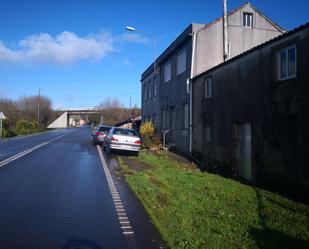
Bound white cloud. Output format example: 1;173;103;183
0;31;114;65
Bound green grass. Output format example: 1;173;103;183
118;151;309;249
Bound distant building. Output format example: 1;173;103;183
141;2;284;154
192;23;309;200
115;116;142;132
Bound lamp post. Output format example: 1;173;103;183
125;26;157;72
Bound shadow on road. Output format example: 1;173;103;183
61;238;103;249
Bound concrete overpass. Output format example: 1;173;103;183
48;109;104;128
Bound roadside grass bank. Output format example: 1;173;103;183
117;150;309;249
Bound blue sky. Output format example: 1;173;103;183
0;0;308;109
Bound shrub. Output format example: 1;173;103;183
140;121;160;149
15;120;38;135
0;119;16;138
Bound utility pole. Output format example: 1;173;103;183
37;88;41;130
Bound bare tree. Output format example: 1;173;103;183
17;95;52;128
0;98;19;130
96;98;130;125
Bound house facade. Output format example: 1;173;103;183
192;23;309;200
141;2;284;154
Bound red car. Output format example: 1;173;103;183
91;125;112;145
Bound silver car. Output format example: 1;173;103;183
103;127;142;156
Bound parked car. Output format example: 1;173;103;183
103;127;142;156
91;125;112;145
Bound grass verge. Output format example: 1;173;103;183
118;150;309;249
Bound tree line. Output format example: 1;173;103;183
0;96;141;137
0;95;53;137
94;98;141;126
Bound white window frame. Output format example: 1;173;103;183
243;12;253;28
164;62;171;83
183;103;189;129
177;49;186;75
205;77;212;99
277;45;297;81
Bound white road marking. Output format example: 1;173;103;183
96;145;135;237
0;132;74;168
96;149;138;249
120;221;130;224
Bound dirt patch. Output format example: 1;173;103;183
156;192;169;207
119;155;152;172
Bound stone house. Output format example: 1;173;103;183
192;23;309;200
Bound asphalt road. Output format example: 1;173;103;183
0;127;165;249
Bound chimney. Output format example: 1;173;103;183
223;0;228;61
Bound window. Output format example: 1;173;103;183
243;12;253;27
164;62;171;83
148;81;152;99
277;45;297;80
177;49;186;75
162;109;166;129
154;77;158;96
206;126;212;142
114;128;138;136
144;84;147;101
183;104;189;129
205;77;212;98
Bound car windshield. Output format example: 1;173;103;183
98;126;111;132
114;128;138;136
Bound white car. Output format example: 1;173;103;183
103;127;142;156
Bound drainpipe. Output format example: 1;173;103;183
162;129;170;150
188;30;203;166
189;30;196;154
223;0;229;61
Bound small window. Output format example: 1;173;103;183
277;45;297;80
162;109;166;129
177;49;186;75
206;126;212;142
243;12;253;27
183;104;189;129
154;77;158;96
164;62;171;83
144;84;147;101
205;77;212;98
148;81;152;99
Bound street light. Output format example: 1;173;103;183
125;26;157;71
125;26;135;32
